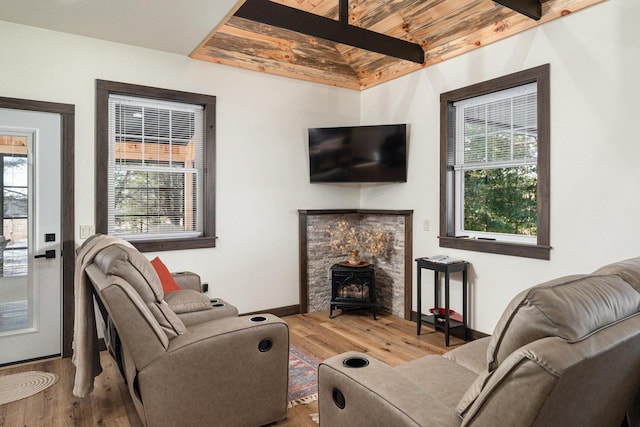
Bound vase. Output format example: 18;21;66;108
347;250;361;265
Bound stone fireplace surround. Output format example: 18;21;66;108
298;209;413;319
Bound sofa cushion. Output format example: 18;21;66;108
486;273;640;371
150;257;182;294
394;355;478;412
593;256;640;293
164;290;212;314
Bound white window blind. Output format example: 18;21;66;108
454;83;537;171
107;95;204;240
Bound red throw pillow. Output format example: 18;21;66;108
150;257;181;294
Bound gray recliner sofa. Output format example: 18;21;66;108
318;257;640;427
82;236;289;427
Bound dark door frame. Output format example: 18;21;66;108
0;96;75;358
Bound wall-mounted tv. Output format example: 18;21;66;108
308;124;407;183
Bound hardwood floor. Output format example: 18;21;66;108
0;310;463;426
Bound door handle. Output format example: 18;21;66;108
34;249;56;259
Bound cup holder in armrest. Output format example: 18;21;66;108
342;357;369;368
250;316;267;322
211;303;225;307
209;299;219;304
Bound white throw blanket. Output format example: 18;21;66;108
72;234;134;398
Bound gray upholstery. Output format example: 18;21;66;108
170;271;203;291
318;256;640;427
594;257;640;292
83;239;289;427
443;336;490;375
485;272;640;371
165;291;239;327
94;244;187;339
163;290;212;314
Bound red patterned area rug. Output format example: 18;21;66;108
288;346;319;408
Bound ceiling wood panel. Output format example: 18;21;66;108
191;0;605;90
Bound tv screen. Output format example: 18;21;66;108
308;124;407;183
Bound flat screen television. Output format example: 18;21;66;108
308;124;407;183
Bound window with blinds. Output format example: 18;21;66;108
107;95;204;240
453;82;538;241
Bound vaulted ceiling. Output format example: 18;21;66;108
192;0;603;90
0;0;604;91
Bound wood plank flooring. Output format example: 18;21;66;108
0;310;463;426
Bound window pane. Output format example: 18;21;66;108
513;131;537;161
4;156;27;187
464;135;486;163
143;107;169;139
171;110;196;140
114;104;142;136
463;105;486;136
4;187;27;218
3;218;27;246
457;83;537;169
486;99;511;134
463;165;537;236
108;94;205;241
486;132;511;162
113;170;196;236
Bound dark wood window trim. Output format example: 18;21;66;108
0;96;75;357
96;80;216;252
439;64;551;260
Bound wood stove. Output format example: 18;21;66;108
329;263;376;319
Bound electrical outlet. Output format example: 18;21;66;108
423;219;430;231
80;224;95;239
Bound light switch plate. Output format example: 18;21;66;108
80;224;95;239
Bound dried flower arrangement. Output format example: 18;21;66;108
326;219;389;260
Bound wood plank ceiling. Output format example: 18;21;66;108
191;0;604;91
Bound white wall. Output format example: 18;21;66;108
359;0;640;333
0;20;361;313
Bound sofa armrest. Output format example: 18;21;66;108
137;314;289;427
319;351;462;427
171;271;201;292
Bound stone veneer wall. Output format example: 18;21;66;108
306;213;407;317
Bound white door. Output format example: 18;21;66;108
0;108;62;365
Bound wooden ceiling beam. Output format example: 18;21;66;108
235;0;425;64
493;0;542;20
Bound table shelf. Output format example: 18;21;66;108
420;314;464;330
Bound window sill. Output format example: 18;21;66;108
439;236;551;260
129;236;217;253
